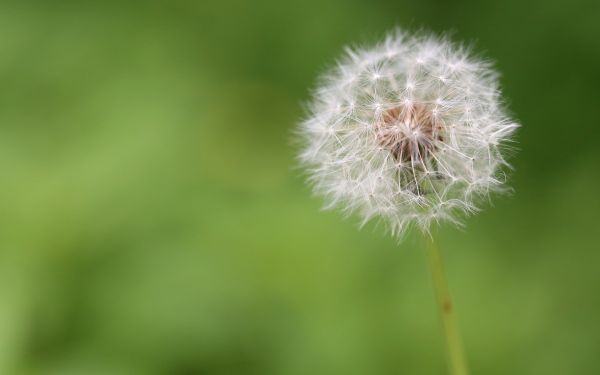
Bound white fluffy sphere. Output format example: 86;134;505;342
298;30;519;237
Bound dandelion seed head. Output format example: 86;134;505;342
297;29;520;238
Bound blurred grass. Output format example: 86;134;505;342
0;0;599;374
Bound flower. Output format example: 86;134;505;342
297;29;519;238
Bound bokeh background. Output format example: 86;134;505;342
1;0;600;374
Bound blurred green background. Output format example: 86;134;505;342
1;0;600;374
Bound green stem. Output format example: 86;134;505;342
424;235;469;375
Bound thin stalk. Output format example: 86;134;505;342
424;235;469;375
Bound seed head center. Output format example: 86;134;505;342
375;104;442;163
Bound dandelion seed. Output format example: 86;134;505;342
297;29;519;238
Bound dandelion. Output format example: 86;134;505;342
298;29;518;237
297;29;520;375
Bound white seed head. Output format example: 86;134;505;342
297;29;520;238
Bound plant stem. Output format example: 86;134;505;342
424;235;469;375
